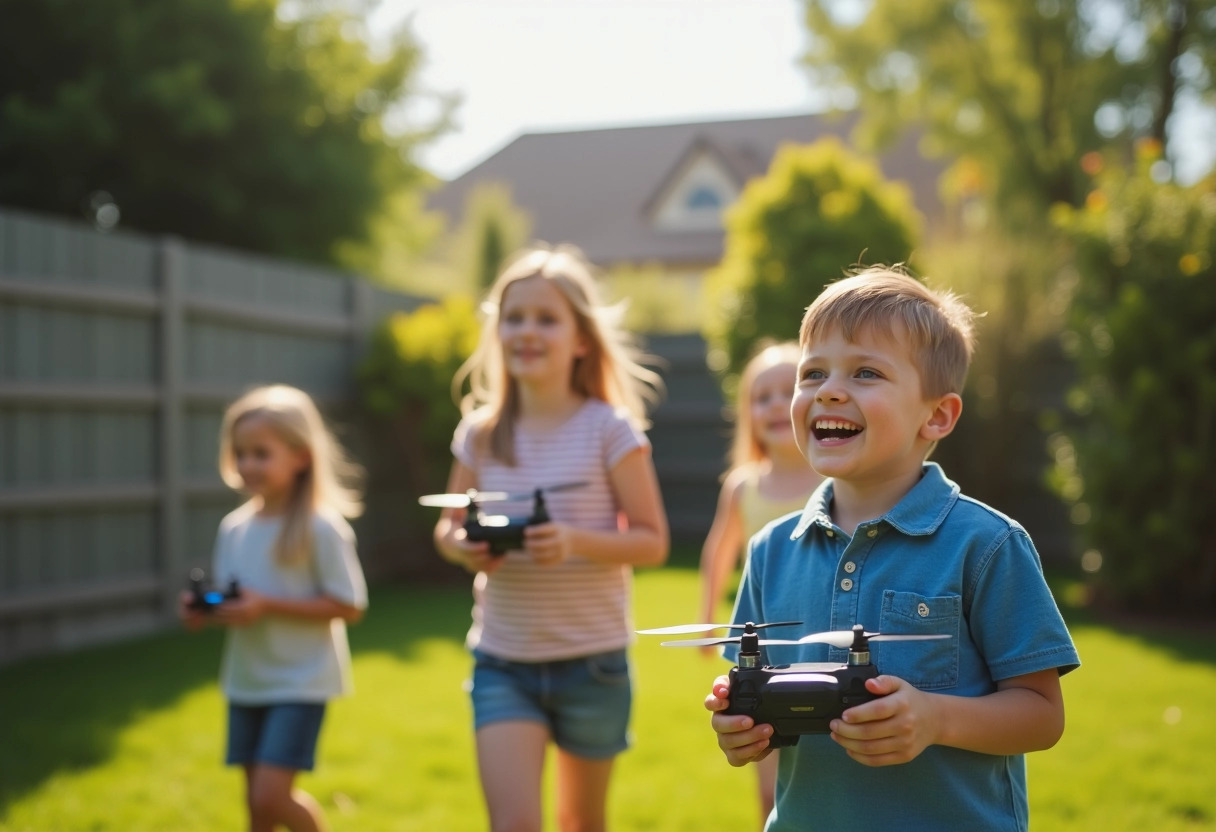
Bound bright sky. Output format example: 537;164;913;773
369;0;1214;183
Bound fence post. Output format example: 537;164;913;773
158;237;186;617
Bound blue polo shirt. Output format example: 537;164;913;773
724;463;1080;832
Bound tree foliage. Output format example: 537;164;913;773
1049;145;1216;613
0;0;443;265
357;295;480;502
702;138;922;385
801;0;1216;218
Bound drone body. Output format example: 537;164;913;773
638;621;949;747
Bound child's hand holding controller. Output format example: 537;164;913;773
178;591;207;631
704;675;774;766
522;520;575;565
214;587;267;626
827;675;940;766
445;525;503;575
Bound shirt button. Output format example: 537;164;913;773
840;578;854;591
843;561;856;574
866;528;878;538
826;529;834;538
917;602;930;617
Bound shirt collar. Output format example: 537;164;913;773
791;462;960;540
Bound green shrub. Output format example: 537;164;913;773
702;137;922;387
357;295;480;502
605;262;704;334
1049;146;1216;614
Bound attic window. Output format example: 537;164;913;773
685;185;724;211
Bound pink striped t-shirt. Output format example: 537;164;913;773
451;398;651;661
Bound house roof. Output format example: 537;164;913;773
427;112;945;267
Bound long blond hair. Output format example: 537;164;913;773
218;385;363;565
729;340;802;471
455;243;663;465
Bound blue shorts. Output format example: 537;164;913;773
225;702;326;772
469;648;632;759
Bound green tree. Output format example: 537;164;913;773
455;183;533;291
1049;146;1216;613
0;0;445;266
357;295;480;504
703;138;922;385
801;0;1215;218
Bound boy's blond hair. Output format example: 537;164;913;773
799;267;976;398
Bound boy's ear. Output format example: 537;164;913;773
920;392;963;442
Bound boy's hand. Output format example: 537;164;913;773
704;675;774;766
829;675;941;766
523;521;574;566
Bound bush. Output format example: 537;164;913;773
357;295;480;505
702;137;922;387
1049;146;1216;614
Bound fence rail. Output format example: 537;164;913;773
0;208;433;665
0;207;727;666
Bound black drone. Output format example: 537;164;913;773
638;621;950;747
418;481;587;555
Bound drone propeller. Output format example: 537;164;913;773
491;481;589;501
796;629;952;649
417;481;589;509
660;636;803;648
637;620;802;636
417;489;511;509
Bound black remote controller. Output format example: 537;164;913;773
463;489;551;555
726;658;879;747
187;567;241;612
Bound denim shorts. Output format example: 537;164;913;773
469;647;632;759
226;702;327;771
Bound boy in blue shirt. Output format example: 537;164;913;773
705;268;1079;831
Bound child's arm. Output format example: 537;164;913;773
523;447;668;567
828;669;1065;766
698;470;747;624
432;459;500;574
217;591;363;626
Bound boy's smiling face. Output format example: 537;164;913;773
792;323;960;488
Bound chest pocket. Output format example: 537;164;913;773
875;590;960;690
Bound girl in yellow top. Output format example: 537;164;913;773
697;341;823;827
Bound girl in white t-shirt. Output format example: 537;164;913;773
180;384;367;832
433;243;669;832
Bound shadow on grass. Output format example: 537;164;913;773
1047;570;1216;669
346;582;471;659
0;581;473;814
0;623;226;812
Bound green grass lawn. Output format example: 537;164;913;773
1;560;1214;831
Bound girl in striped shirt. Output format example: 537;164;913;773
433;243;669;832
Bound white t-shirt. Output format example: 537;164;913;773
212;504;368;704
452;399;650;661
